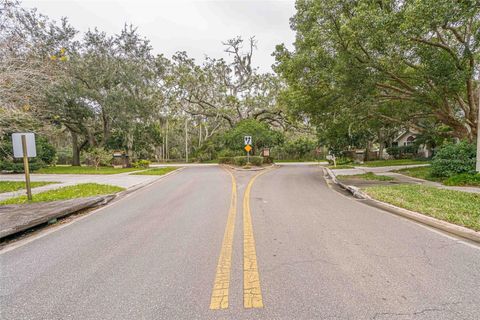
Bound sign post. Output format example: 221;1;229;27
244;136;252;164
21;135;32;200
12;133;36;201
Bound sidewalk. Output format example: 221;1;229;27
0;171;161;201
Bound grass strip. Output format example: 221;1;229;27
358;159;430;167
364;184;480;231
130;167;179;175
0;183;124;205
0;181;57;194
337;172;394;181
36;166;139;175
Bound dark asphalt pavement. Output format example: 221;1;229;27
1;165;479;319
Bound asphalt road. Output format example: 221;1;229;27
1;165;479;319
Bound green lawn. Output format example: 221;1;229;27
0;181;57;194
358;159;430;167
364;185;480;231
0;183;125;205
395;166;480;187
444;173;480;187
275;159;322;163
394;166;444;182
130;167;179;175
36;166;140;175
327;164;355;169
337;172;394;181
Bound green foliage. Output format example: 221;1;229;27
218;157;233;164
273;137;318;160
444;174;480;187
56;147;73;165
36;136;57;165
82;148;112;169
386;145;418;159
0;183;125;205
0;159;44;173
233;156;248;166
250;156;264;166
0;134;56;172
219;119;283;154
232;156;263;166
132;159;150;169
431;141;476;177
274;0;480;145
262;156;274;164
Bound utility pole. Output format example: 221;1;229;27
185;118;189;163
477;91;480;172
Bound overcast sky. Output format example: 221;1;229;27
22;0;296;73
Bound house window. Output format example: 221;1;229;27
404;136;415;146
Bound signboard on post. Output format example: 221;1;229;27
12;133;36;201
12;133;36;158
244;136;252;163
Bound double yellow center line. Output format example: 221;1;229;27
210;168;271;310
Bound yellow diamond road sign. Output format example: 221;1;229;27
245;144;252;152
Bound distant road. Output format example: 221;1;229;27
1;165;479;319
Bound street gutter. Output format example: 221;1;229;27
323;167;480;244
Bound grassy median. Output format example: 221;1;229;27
0;181;57;193
130;167;179;175
358;159;430;167
0;183;125;205
36;166;139;175
364;185;480;231
337;172;394;181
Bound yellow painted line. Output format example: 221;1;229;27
243;168;273;309
209;168;237;309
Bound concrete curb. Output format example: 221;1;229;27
323;167;370;199
323;167;480;244
0;167;184;239
0;195;115;239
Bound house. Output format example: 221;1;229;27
391;129;432;158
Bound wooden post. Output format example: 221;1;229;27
21;135;32;201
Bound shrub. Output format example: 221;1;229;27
0;159;44;173
56;147;73;165
83;148;112;169
250;156;264;166
132;159;150;168
262;156;274;164
36;136;57;165
386;145;417;159
444;173;480;186
233;156;248;166
431;141;476;177
218;157;233;164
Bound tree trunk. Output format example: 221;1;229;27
71;130;81;166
